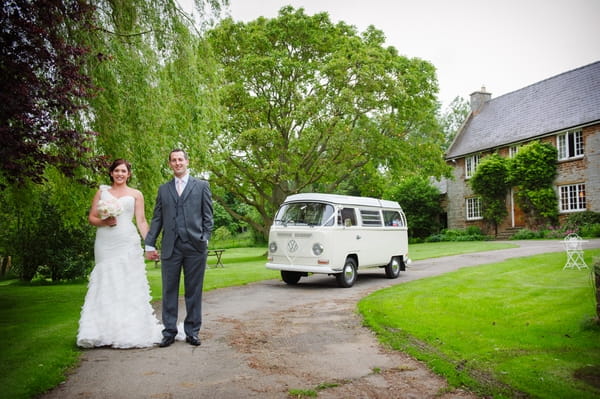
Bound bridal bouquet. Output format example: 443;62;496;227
97;198;123;220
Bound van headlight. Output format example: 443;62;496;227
269;241;278;253
312;243;324;256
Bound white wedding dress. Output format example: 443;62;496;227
77;186;163;348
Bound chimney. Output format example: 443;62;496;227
470;86;491;113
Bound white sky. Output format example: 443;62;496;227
182;0;600;109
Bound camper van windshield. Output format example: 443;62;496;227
274;202;335;226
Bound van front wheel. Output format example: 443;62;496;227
336;258;357;288
385;257;401;279
281;270;302;285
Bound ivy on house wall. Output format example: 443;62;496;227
508;141;559;226
469;153;510;236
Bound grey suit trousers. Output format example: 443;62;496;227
161;238;208;338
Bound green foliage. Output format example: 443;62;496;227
79;0;228;216
0;170;95;282
564;211;600;236
510;228;542;240
212;226;233;242
203;6;447;239
508;141;558;225
510;225;583;240
1;0;230;281
582;224;600;238
424;227;489;243
385;176;443;238
469;153;510;234
359;249;600;398
438;96;470;150
509;141;558;188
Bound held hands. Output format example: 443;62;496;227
145;250;160;261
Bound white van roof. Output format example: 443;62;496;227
283;193;401;210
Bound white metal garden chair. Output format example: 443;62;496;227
563;233;588;270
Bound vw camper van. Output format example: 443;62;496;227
266;193;409;287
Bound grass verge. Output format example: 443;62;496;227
358;249;600;398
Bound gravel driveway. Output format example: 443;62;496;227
42;239;600;398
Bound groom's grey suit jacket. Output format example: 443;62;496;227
145;176;213;258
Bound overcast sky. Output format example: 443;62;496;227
182;0;600;109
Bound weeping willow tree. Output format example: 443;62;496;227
85;0;228;196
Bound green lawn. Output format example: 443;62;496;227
408;240;518;260
1;241;597;398
146;247;275;298
359;249;600;398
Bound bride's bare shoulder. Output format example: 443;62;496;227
128;188;144;199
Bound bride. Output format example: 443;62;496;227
77;159;162;348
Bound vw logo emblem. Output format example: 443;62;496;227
287;239;299;253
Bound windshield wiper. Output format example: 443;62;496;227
274;219;293;226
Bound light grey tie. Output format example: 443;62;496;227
176;179;183;196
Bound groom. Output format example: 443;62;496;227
145;149;213;347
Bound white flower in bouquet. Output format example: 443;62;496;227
97;198;123;220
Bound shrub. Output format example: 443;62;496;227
212;226;233;242
511;229;542;240
465;226;483;236
581;224;600;238
564;211;600;236
385;176;443;239
424;228;489;242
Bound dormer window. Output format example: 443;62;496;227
557;130;583;160
465;154;480;179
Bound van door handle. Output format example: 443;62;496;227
356;235;361;240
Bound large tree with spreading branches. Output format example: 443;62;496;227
204;7;447;239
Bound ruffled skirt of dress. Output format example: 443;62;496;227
77;225;163;348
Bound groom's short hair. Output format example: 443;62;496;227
169;148;188;160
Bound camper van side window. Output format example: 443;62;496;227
360;209;382;227
339;208;357;226
383;210;404;227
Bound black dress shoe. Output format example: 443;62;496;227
186;336;201;346
159;336;175;347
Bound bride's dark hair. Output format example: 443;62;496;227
108;159;132;183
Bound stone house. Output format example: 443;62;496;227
442;61;600;237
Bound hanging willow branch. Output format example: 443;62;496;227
99;27;152;37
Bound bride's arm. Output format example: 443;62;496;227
134;190;150;239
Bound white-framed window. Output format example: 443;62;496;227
466;197;482;220
557;130;584;160
509;145;520;158
465;154;480;178
559;184;586;212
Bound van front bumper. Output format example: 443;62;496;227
266;262;342;274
